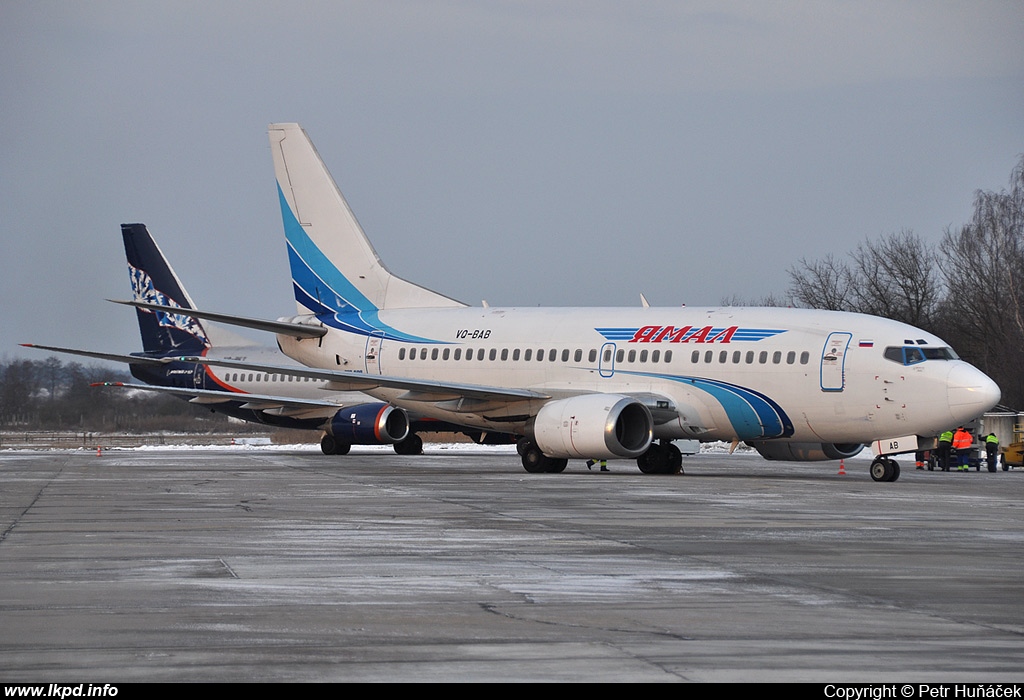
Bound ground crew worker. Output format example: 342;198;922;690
985;433;999;472
953;427;973;471
586;459;609;472
938;429;954;471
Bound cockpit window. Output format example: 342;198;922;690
884;345;959;365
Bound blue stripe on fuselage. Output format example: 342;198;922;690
617;369;793;440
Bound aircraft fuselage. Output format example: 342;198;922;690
279;304;998;446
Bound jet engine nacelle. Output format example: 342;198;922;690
748;441;864;462
531;394;653;459
327;403;410;445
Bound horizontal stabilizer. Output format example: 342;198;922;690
109;299;327;339
22;344;171;366
91;381;345;417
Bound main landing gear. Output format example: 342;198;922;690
515;439;684;474
636;440;684;474
870;456;901;482
517;439;568;473
320;432;425;456
393;433;424;456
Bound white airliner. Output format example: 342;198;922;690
142;122;1000;480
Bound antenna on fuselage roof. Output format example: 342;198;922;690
640;293;650;308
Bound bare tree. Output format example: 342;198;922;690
940;155;1024;407
848;229;942;328
787;253;856;311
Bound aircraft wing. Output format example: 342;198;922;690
21;343;172;367
108;299;327;339
177;355;550;403
91;381;343;419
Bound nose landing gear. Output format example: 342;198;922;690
870;457;901;482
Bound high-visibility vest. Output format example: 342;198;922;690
953;431;972;449
939;431;953;444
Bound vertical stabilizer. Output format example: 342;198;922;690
268;123;465;315
121;223;212;354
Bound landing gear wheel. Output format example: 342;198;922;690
637;446;659;474
321;434;350;455
637;442;681;474
870;457;899;482
394;433;423;455
517;439;567;473
320;434;336;455
519;439;548;473
667;442;684;475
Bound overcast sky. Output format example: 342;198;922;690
3;1;1023;362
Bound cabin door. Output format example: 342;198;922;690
364;331;385;374
820;332;851;392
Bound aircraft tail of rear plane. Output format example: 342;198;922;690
121;223;211;354
268;123;466;317
121;223;256;354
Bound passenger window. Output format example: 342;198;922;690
454;348;462;360
501;349;508;361
398;348;406;360
639;350;648;362
524;349;532;361
719;350;727;363
732;351;741;363
443;348;450;360
628;349;636;362
786;351;795;364
745;351;754;364
489;349;497;361
548;349;557;362
513;349;520;361
691;350;700;363
420;348;427;360
617;349;625;362
431;348;439;360
574;349;582;362
562;349;570;362
800;351;810;364
773;351;781;364
466;349;474;360
759;351;767;364
651;350;660;363
664;350;672;362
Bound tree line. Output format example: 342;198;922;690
781;154;1024;409
0;357;232;432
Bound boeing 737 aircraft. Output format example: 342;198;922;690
134;123;1001;480
25;224;510;455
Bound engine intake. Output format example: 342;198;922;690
748;441;864;462
531;394;653;459
328;403;410;445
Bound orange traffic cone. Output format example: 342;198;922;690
96;445;102;456
838;459;846;475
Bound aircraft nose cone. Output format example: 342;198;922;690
947;363;1001;422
